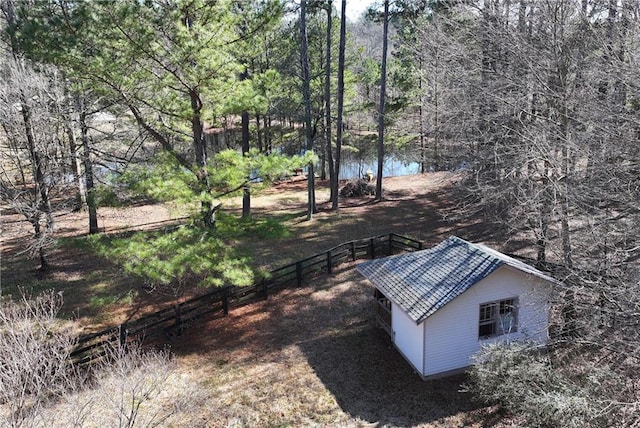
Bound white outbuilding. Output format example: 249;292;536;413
357;236;560;380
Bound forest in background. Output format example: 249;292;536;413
1;0;639;426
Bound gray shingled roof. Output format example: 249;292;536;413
357;236;560;324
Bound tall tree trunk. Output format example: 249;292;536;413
418;56;426;174
536;160;551;263
190;89;216;228
477;1;498;177
64;118;86;211
265;115;272;153
5;0;53;269
61;80;86;211
255;113;262;153
241;66;251;219
242;109;251;218
75;95;99;234
324;1;335;206
320;135;327;180
332;0;346;211
375;0;389;201
557;58;572;269
561;140;572;269
22;100;52;271
300;0;316;220
433;47;440;170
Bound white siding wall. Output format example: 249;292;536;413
391;301;424;374
422;266;552;377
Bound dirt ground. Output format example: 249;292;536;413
1;173;516;427
163;265;507;427
1;172;517;329
1;172;510;266
224;173;514;272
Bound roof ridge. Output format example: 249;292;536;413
357;236;562;324
455;236;563;287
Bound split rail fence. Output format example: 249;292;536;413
70;233;422;365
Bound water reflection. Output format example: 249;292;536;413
338;156;420;180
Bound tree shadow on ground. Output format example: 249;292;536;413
0;216;196;325
298;325;477;426
170;266;502;426
243;176;519;273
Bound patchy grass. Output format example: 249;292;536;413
0;240;140;325
88;289;136;309
1;173;509;330
1;173;514;425
2;173;481;327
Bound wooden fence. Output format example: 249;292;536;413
70;233;422;365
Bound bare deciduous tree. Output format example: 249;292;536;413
0;55;71;272
0;290;76;427
88;343;175;428
396;0;640;421
0;291;178;428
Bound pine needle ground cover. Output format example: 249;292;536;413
2;173;507;426
167;267;494;427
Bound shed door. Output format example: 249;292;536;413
374;289;392;338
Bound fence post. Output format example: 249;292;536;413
222;287;229;315
174;304;183;334
351;241;356;261
296;261;302;287
119;323;128;349
327;250;332;274
370;238;375;259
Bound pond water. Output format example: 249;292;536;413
338;156;421;180
95;154;423;184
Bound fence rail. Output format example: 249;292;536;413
70;233;422;364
